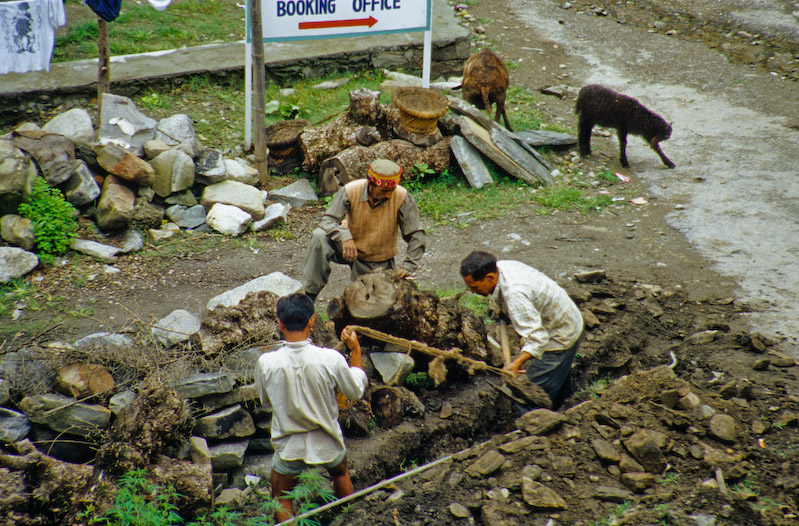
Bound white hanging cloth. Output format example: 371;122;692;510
0;0;66;75
147;0;171;12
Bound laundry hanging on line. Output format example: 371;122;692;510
0;0;66;75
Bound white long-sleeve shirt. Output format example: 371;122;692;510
495;260;584;359
255;339;368;464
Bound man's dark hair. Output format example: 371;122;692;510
460;251;498;280
276;293;315;332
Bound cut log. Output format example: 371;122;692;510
329;270;496;367
450;135;494;189
349;88;381;125
300;113;364;173
317;138;452;196
457;116;551;186
301;96;401;175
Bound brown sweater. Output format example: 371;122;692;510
344;179;408;262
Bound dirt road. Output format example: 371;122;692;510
475;0;799;358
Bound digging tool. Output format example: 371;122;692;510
497;320;553;410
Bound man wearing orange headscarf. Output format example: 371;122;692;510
302;159;425;301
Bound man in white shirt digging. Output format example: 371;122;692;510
460;251;584;411
255;293;368;522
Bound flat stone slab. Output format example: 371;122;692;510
205;272;302;311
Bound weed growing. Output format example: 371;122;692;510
78;468;339;526
81;469;183;525
17;178;79;264
405;372;435;389
594;500;633;526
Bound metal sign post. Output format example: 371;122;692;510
245;0;433;149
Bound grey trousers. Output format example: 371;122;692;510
301;228;395;295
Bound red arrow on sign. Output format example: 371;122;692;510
299;16;378;30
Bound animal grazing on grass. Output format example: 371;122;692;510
461;49;513;131
575;84;676;169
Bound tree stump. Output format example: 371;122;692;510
349;88;381;125
300;92;401;175
328;271;496;367
317;137;452;196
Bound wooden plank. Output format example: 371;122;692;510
457;116;544;186
450;135;493;189
515;129;578;148
450;95;554;175
490;127;553;185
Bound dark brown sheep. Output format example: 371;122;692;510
462;49;513;131
575;84;675;169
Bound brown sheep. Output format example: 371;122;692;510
575;84;675;169
462;49;513;131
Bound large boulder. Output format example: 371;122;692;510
201;180;265;220
98;93;157;155
0;247;39;283
42;108;95;143
151;149;195;197
0;139;38;215
95;175;135;231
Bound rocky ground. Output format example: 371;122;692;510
2;0;799;525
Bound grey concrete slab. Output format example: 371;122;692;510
0;0;469;100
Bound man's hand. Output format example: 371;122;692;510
395;268;410;279
342;239;358;262
340;325;360;350
341;325;363;370
503;351;532;377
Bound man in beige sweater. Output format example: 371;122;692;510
302;159;425;301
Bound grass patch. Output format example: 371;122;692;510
54;0;246;62
531;184;613;213
131;69;387;149
437;288;492;319
0;279;38;318
407;167;535;224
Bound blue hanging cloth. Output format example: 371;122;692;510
84;0;122;22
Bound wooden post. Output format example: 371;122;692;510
249;0;268;185
97;18;110;129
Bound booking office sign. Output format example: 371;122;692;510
244;0;433;146
256;0;431;41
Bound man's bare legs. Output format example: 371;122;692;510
327;456;354;498
270;469;298;523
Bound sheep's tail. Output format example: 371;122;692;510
481;87;491;113
575;93;583;115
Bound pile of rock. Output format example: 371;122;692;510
336;364;799;526
0;272;307;516
0;93;317;283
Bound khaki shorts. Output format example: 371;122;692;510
271;450;347;476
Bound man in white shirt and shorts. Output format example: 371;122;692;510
255;293;368;521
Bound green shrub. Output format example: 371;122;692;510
17;178;78;262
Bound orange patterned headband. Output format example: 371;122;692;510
368;165;402;189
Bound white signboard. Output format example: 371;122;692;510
244;0;433;148
249;0;431;42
